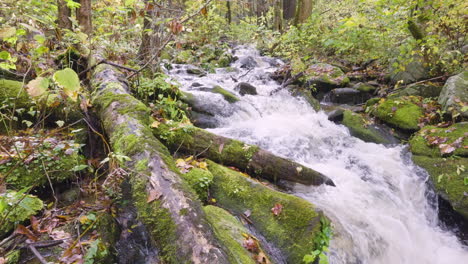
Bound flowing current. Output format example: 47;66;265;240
166;46;468;263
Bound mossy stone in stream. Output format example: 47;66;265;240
0;190;43;238
211;86;240;103
342;110;391;144
409;123;468;158
412;155;468;219
208;160;324;263
175;50;195;64
373;96;423;131
204;205;257;264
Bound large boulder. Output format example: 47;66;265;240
305;63;350;92
234;82;257;96
390;56;429;84
211;85;240;103
288;85;320;111
328;88;371;105
409;122;468;219
371;96;424;131
239;56;258;69
341;110;397;144
391;83;443;98
438;71;468;118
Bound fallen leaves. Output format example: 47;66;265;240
242;234;271;264
271;203;283;216
175;156;208;173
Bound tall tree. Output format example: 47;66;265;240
77;0;92;35
57;0;72;30
293;0;313;25
283;0;296;20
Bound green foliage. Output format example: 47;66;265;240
182;168;213;202
303;218;332;264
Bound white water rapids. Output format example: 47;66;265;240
166;46;468;264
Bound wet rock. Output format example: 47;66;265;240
189;111;218;128
234;82;257;96
305;63;350;92
327;108;344;122
211;85;240;103
288;85;320;111
186;66;207;77
239;56;258;69
353;82;377;93
191;82;203;87
328;88;371;105
341;110;397;144
438;71;468;118
390;83;442;98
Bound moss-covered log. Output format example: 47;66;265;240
207;160;327;263
90;63;229;263
153;122;334;186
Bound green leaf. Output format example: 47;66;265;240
53;68;81;101
56;120;65;127
26;77;49;98
71;164;88;172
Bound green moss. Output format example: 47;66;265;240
373;97;423;131
412;155;468;219
342;110;390;144
182;168;213;202
365;98;380;107
208;161;323;263
5;250;20;264
175;50;195;64
211;86;240;103
0;190;44;237
0;79;30;109
204;205;257;264
409;123;468;158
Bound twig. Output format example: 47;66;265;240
42;160;58;207
239;68;253;79
388;74;449;94
20;239;64;249
27;243;48;264
194;141;213;159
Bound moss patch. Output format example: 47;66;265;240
409;123;468;158
211;86;240;103
0;79;29;109
412;155;468;219
373;96;423;131
208;160;323;263
342;110;391;144
182;168;213;202
204;205;257;264
0;190;43;237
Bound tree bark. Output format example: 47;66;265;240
77;0;92;35
226;0;232;24
57;0;72;30
152;123;335;186
293;0;313;25
282;0;296;20
273;0;282;31
90;63;229;263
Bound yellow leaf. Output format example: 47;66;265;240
151;120;160;128
185;156;194;162
198;162;207;169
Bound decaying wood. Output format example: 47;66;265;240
153;124;335;186
90;63;229;263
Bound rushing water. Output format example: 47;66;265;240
166;46;468;264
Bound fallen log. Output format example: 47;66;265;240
207;160;328;263
152;122;335;186
90;63;229;263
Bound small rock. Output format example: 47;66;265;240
328;88;371;105
234;82;257;96
239;56;258;69
186;66;207;77
353;82;377;93
305;63;350;93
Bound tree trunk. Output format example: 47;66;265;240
226;0;232;24
282;0;296;20
90;63;230;263
273;0;282;31
152;122;335;186
293;0;313;25
57;0;72;30
77;0;92;35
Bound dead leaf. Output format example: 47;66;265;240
14;224;38;241
147;189;162;203
243;237;259;252
244;209;251;218
271;203;283;216
256;251;271;264
151;120;160;128
200;7;208;17
439;144;455;155
218;143;224;154
30;215;40;233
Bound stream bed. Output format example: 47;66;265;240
166;46;468;264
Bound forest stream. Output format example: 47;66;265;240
167;46;468;264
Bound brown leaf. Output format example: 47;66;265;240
219;143;224;154
147;189;162;203
243;237;259;252
439;144;455;155
14;224;38;241
271;203;283;216
244;209;251;218
30;216;40;233
256;251;271;264
200;7;208;17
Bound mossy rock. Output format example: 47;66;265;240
203;205;257;264
182;168;213;202
289;86;321;111
412;155;468;219
208;161;324;263
175;50;195;64
0;190;43;238
373;96;423;131
353;82;376;93
409;122;468;158
216;52;234;68
365;98;380;108
342;110;392;144
305;63;350;92
0;136;86;189
390;83;442;98
211;86;240;103
438;70;468;118
0;79;29;108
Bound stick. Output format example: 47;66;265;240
27;244;48;264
